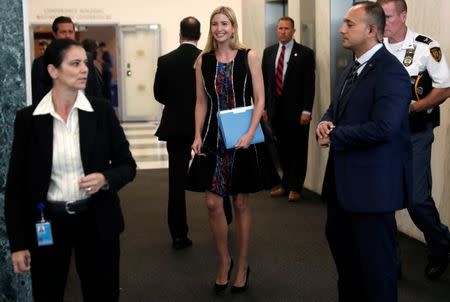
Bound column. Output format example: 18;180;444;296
0;0;33;300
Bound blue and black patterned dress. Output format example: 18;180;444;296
187;49;279;196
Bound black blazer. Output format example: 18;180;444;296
4;97;136;252
153;43;201;141
262;41;315;126
320;46;412;212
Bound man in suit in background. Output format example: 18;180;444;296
31;16;102;105
378;0;450;280
98;42;114;102
38;40;48;57
153;17;201;250
316;2;412;301
262;16;315;202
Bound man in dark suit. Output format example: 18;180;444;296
31;16;102;105
316;2;412;301
153;17;201;250
262;16;315;202
98;42;114;102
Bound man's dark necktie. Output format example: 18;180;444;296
337;61;361;116
275;45;285;96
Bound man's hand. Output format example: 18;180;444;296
316;121;335;139
300;113;311;125
316;121;335;148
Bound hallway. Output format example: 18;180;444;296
63;129;450;301
65;169;450;301
122;121;168;170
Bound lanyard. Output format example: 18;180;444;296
37;202;46;222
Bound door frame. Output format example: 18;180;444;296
119;24;161;122
28;22;120;104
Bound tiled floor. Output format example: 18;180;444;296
121;121;168;170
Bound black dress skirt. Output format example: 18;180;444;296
187;49;280;197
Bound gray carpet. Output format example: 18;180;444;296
65;169;450;301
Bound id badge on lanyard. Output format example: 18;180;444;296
36;202;54;246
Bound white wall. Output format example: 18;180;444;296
241;0;265;57
288;0;301;42
304;0;330;197
27;0;242;55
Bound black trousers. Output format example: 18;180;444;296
323;161;398;302
274;119;310;193
30;209;120;302
166;139;192;240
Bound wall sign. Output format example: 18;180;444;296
35;8;112;21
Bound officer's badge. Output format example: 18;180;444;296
430;47;442;62
417;86;424;95
403;46;415;67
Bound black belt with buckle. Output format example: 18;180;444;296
47;198;92;215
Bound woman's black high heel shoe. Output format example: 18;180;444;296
231;266;250;293
214;259;234;294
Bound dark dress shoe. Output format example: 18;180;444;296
214;259;234;295
231;266;250;294
288;191;301;202
425;256;449;280
270;187;286;197
172;237;192;250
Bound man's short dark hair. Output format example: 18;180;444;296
52;16;74;33
180;17;200;41
356;1;386;41
278;16;295;28
82;38;98;54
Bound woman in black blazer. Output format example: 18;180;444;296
5;39;136;301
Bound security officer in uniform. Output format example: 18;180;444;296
378;0;450;280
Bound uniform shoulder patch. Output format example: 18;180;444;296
415;35;433;44
430;47;442;62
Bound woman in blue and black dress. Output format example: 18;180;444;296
187;6;279;294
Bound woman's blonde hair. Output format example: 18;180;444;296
200;6;245;57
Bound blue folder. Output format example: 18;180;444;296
217;106;265;149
